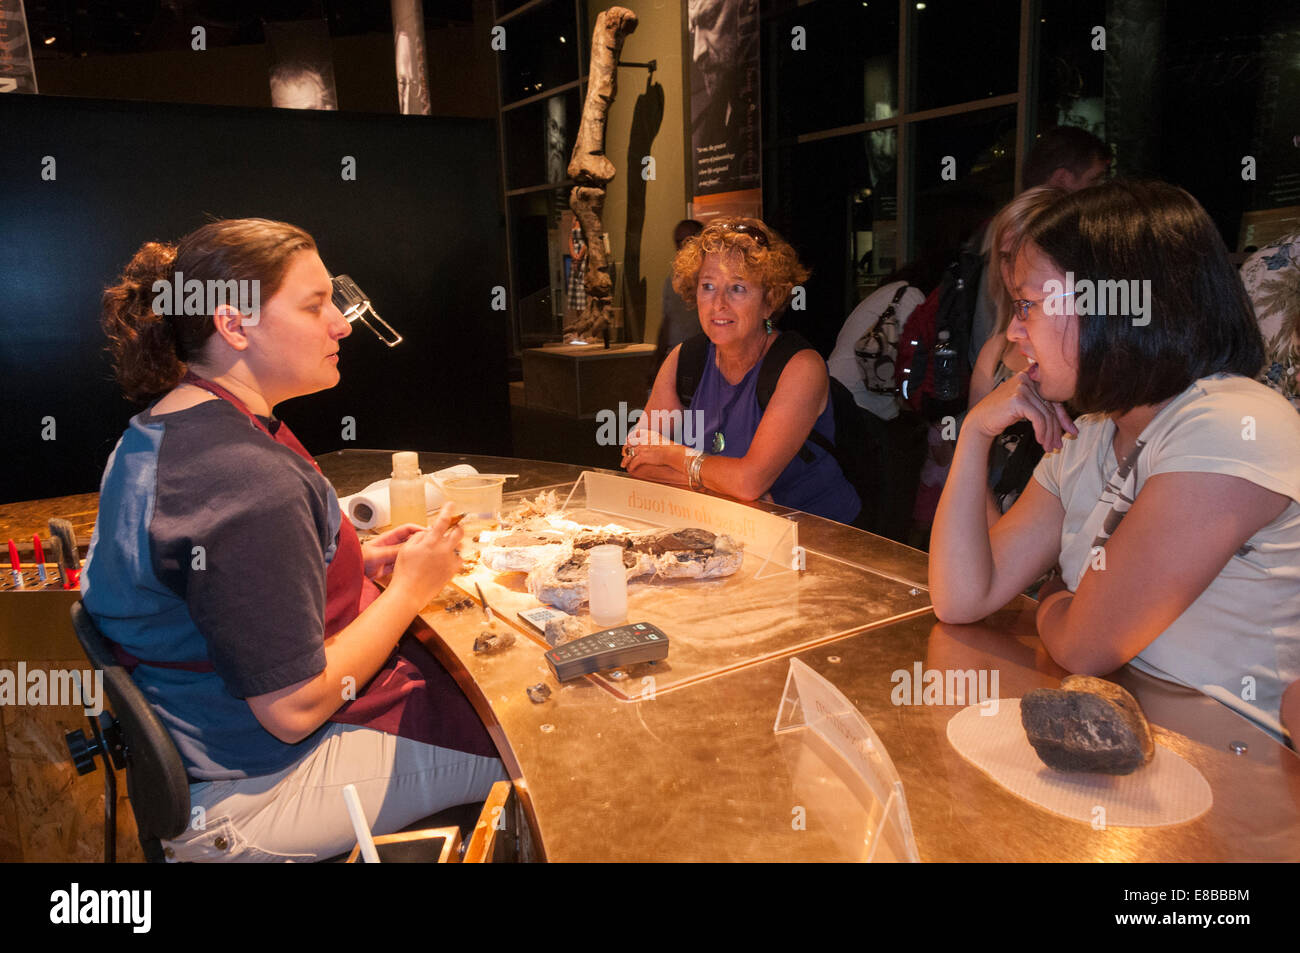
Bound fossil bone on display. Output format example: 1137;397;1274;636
563;6;638;342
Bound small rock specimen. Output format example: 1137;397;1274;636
543;614;587;648
1020;675;1155;775
472;629;516;654
526;683;552;704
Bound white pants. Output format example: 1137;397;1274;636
162;724;508;862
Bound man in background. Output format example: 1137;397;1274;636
967;126;1111;364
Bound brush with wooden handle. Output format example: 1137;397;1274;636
47;518;81;590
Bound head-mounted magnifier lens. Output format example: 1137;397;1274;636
331;274;403;347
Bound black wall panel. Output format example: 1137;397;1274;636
0;94;508;503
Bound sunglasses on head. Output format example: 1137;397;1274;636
717;222;769;248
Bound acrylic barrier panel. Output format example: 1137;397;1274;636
454;475;931;699
774;658;920;862
579;471;800;575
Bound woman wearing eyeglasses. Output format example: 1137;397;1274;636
84;219;505;861
621;217;861;525
930;181;1300;743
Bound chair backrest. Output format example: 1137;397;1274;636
70;601;192;850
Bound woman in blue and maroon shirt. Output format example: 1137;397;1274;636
84;218;505;861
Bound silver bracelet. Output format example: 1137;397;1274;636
688;451;706;490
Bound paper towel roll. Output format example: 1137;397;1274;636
340;465;479;530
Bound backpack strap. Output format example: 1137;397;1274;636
883;282;910;314
756;330;834;461
674;332;711;408
676;329;834;462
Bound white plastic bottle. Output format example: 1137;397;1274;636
587;545;628;627
389;451;427;527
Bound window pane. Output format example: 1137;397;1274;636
498;1;582;104
1162;3;1300;242
496;0;541;14
507;190;570;349
763;128;898;352
909;0;1020;111
1036;0;1105;139
910;105;1017;262
764;0;899;140
503;89;583;190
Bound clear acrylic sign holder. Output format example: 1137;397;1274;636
774;658;920;862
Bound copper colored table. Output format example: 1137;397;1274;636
4;449;1296;862
319;451;1300;862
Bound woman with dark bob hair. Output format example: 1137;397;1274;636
622;217;861;524
84;219;505;861
930;180;1300;742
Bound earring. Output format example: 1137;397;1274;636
764;317;773;334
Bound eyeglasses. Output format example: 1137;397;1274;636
1011;290;1075;322
717;222;769;248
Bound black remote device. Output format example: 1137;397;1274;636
544;622;669;681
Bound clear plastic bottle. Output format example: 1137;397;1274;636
389;451;427;527
587;545;628;627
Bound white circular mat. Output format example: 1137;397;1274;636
946;699;1212;827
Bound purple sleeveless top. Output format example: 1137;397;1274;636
691;337;861;523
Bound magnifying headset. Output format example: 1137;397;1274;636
331;275;403;347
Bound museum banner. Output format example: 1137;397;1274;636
392;0;431;116
686;0;761;214
0;0;38;94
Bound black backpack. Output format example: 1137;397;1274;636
897;232;986;420
674;330;887;530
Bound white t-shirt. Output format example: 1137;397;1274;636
1034;374;1300;741
828;281;926;421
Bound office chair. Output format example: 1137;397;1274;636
66;600;522;863
64;600;192;863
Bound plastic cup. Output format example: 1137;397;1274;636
442;476;506;521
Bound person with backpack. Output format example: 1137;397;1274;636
825;254;951;541
620;217;862;525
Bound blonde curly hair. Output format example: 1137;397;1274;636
671;217;810;319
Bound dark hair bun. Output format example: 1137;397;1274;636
101;241;183;404
101;219;317;405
